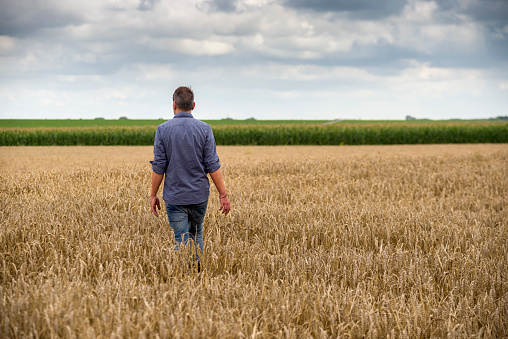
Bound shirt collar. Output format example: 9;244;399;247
173;112;193;119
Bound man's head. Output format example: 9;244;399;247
173;86;195;112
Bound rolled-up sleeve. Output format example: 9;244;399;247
203;125;221;173
150;127;168;174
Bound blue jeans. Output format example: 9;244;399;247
165;199;208;254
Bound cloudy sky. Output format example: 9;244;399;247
0;0;507;120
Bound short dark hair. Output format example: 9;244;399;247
173;86;194;111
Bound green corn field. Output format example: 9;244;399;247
0;121;507;146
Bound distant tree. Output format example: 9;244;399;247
94;117;105;120
405;115;416;120
119;116;128;120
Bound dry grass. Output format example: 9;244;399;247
2;144;507;173
1;145;507;338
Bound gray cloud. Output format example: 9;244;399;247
428;0;508;66
0;0;83;36
0;0;506;120
283;0;408;19
138;0;161;11
433;0;508;23
197;0;238;13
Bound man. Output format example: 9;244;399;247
150;86;230;269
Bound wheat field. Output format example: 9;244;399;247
1;145;507;338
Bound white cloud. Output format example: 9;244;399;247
172;39;235;56
242;64;376;81
140;37;234;56
103;0;140;10
0;36;15;50
137;64;174;80
391;1;485;54
401;0;438;22
342;90;376;98
272;90;300;99
58;75;104;83
72;52;97;64
100;88;133;101
387;61;485;98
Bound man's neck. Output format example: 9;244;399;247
174;110;191;115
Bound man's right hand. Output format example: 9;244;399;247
151;196;161;217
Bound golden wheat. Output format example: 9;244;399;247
1;145;507;338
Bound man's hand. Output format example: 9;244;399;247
150;171;164;217
219;195;230;216
210;168;230;216
151;196;161;217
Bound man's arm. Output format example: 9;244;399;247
209;168;230;215
151;172;164;217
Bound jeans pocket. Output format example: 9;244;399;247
168;212;186;223
190;200;208;220
166;205;186;222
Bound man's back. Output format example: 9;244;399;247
151;112;221;205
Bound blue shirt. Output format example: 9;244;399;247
150;112;221;205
